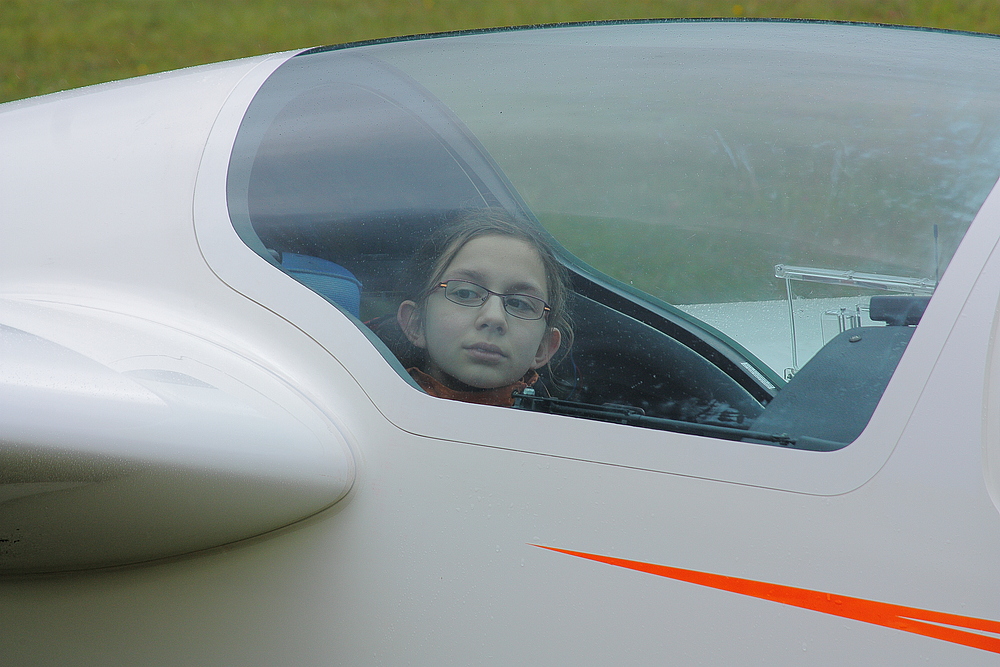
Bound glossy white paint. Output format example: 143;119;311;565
0;296;354;572
0;55;354;572
3;25;1000;666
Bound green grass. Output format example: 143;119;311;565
3;0;1000;104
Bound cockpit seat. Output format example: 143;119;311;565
746;295;930;450
869;295;931;326
747;325;913;450
280;252;363;317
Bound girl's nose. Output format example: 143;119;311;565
475;293;508;332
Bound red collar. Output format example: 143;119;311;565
408;368;538;406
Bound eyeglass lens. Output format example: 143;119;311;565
441;280;548;320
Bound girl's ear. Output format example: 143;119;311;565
531;327;562;368
397;300;427;348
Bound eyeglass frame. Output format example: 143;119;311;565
431;279;552;321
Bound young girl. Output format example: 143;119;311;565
393;209;572;406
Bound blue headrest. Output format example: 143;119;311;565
281;253;362;317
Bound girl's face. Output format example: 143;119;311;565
398;234;561;390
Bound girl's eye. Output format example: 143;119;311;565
451;287;482;302
505;296;541;315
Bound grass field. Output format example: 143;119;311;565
3;0;999;104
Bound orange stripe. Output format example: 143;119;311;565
533;544;1000;654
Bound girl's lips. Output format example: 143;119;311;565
465;343;506;362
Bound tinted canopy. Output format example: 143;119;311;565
227;21;1000;448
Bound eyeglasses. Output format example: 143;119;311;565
434;280;551;320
